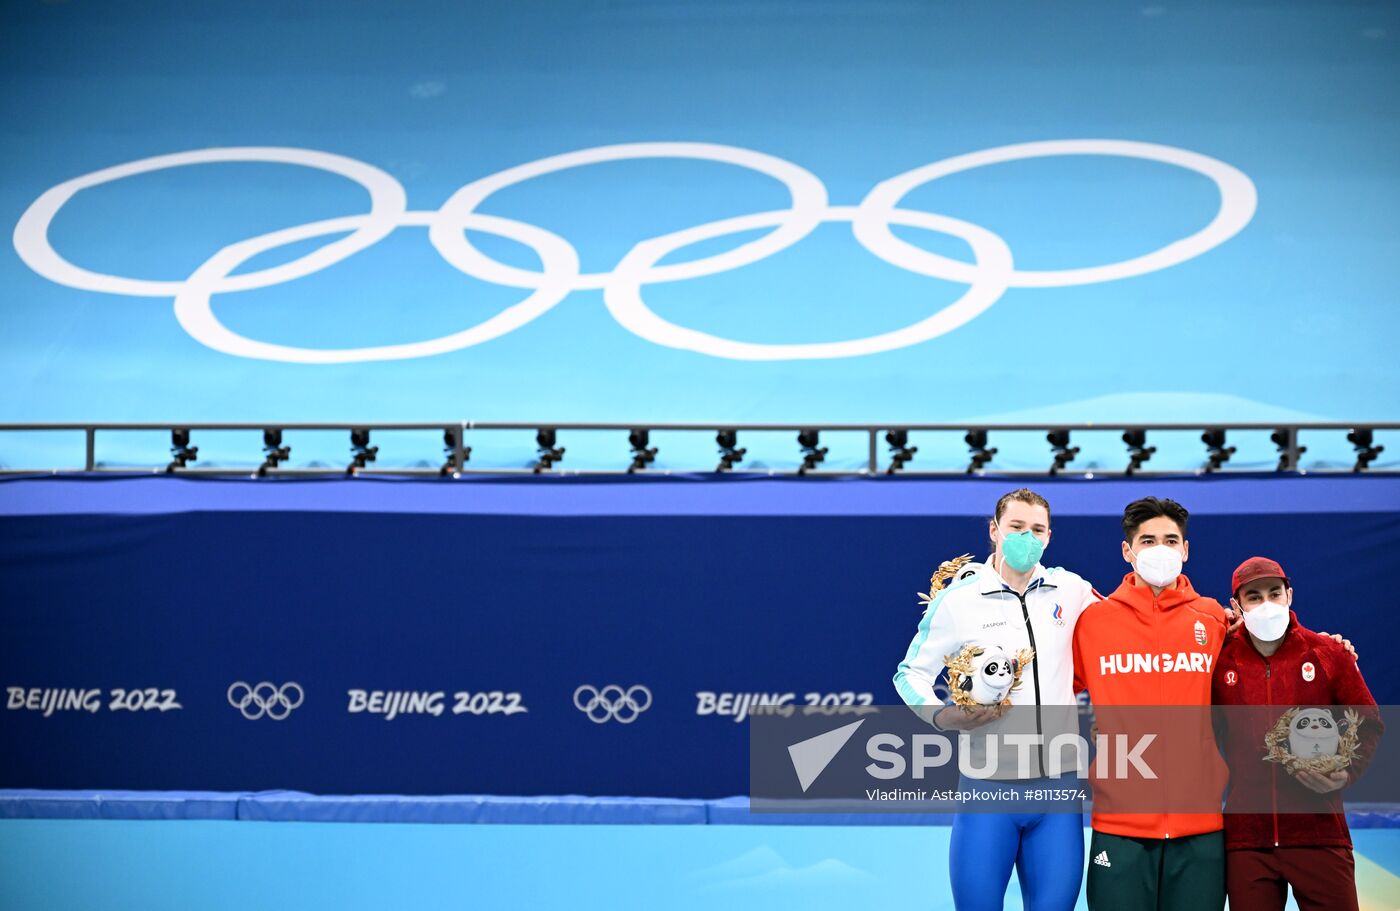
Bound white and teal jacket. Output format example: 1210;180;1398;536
893;561;1097;777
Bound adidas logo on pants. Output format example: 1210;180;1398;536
1086;829;1225;909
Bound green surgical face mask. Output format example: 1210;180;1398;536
999;529;1045;572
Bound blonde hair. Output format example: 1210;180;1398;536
993;488;1051;524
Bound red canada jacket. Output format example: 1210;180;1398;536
1211;612;1382;850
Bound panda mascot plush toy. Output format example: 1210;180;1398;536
954;561;986;584
943;642;1034;708
1265;705;1363;774
1266;706;1363;774
1288;707;1340;759
962;645;1018;706
917;554;980;610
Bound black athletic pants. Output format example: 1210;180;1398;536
1086;829;1225;911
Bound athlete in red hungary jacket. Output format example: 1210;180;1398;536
1073;568;1229;839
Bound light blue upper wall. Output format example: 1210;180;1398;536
1;0;1396;468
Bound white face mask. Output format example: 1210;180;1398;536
1243;600;1289;641
1132;544;1183;588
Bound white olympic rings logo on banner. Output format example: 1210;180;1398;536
227;680;304;721
13;141;1257;363
573;684;652;724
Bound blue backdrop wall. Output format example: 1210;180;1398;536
2;474;1396;798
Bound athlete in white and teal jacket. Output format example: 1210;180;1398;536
892;489;1097;911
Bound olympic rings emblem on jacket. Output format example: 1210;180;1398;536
227;681;304;721
13;140;1256;363
573;684;653;724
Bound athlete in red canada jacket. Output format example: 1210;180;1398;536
1211;611;1382;850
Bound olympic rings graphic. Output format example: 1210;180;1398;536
606;205;1012;360
13;140;1256;363
174;211;578;363
573;684;652;724
14;148;406;298
227;680;304;721
852;139;1258;288
430;142;828;290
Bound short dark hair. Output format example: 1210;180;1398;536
1121;497;1189;541
994;488;1051;524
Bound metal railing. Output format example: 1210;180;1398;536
0;422;1396;477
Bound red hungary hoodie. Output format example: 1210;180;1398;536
1073;571;1229;839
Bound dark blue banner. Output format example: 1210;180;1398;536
2;474;1397;797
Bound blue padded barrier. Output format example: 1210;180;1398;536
236;791;708;825
1344;804;1400;830
0;789;242;820
705;795;957;826
3;791;1399;828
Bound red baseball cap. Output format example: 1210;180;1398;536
1231;556;1290;595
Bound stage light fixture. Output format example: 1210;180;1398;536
347;428;379;475
258;428;290;476
885;429;917;474
165;428;198;473
1270;428;1306;472
1047;429;1080;475
715;429;746;472
627;428;658;473
1123;429;1156;476
533;428;565;473
797;429;828;475
441;428;471;476
1347;428;1384;472
795;431;823;478
964;429;997;474
1201;428;1236;473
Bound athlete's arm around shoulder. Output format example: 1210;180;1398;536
1193;594;1229;632
1313;633;1384;780
1044;566;1100;622
1311;632;1379;708
1071;591;1109;694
